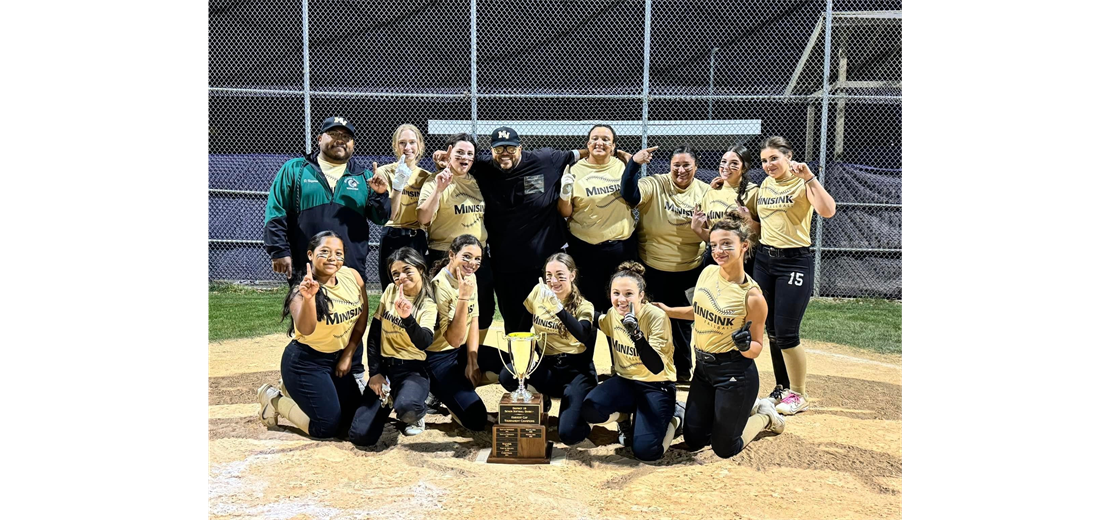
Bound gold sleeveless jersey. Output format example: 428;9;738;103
522;282;596;355
755;175;814;248
567;158;634;244
378;162;433;230
418;172;487;251
375;283;438;361
702;180;761;247
426;268;480;353
294;267;364;354
691;265;761;354
636;174;709;272
598;304;675;382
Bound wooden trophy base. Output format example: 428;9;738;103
487;392;550;464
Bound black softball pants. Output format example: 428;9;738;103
377;227;428;291
752;248;815;389
425;246;495;330
684;349;760;458
581;376;677;461
489;259;542;334
499;352;598;445
565;232;638;312
279;340;363;439
348;358;431;446
641;263;703;382
425;346;505;431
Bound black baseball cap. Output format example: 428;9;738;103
490;126;520;147
320;116;356;138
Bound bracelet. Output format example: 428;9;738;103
458;298;470;301
805;176;817;185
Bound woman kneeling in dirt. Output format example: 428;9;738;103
256;231;369;441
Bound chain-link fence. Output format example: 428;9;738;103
209;0;902;298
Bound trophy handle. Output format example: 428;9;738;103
494;329;513;374
526;332;547;378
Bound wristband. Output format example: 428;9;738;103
805;176;817;184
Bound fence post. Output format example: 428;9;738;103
640;0;652;150
815;0;833;297
470;0;478;137
302;0;312;155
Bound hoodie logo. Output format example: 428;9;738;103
346;178;359;189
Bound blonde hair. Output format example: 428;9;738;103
392;124;426;162
545;252;584;319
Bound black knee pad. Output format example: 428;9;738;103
776;335;801;349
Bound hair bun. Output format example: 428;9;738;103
616;260;646;276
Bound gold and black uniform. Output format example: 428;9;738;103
418;172;487;252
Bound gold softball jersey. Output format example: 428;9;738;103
691;265;761;354
567;158;634;244
375;283;438;361
426;268;480;353
522;282;596;355
378;162;433;229
598;304;675;382
702;180;761;247
756;175;814;248
293;266;364;354
636;174;709;272
418;172;487;251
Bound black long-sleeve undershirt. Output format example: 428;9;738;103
592;311;665;374
401;315;434;351
619;160;643;207
555;308;596;360
364;317;434;376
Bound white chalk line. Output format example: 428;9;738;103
807;348;901;370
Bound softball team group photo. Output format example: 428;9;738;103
256;116;837;462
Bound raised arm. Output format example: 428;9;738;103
417;171;451;225
620;146;658;208
289;263;320;336
392;290;435;351
444;269;476;348
792;162;836;218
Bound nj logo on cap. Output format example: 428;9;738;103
498;131;510;140
334;117;349;126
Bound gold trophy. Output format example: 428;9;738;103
497;331;547;402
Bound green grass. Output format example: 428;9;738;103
209;284;900;354
801;298;902;354
208;283;381;341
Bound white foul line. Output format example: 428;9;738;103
807;348;901;370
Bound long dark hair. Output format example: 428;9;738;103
386;246;435;308
281;230;342;337
429;234;482;277
723;143;754;202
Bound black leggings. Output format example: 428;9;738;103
684;349;759;458
582;376;677;461
752;248;815;389
499;353;598;445
426;247;495;330
279;340;363;439
348;358;430;446
425;346;505;431
641;263;702;382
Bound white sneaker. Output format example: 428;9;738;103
757;398;786;434
257;384;280;427
402;418;426;436
775;390;809;415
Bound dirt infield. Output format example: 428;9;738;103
209;325;901;519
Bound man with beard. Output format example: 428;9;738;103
263;116;391;390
